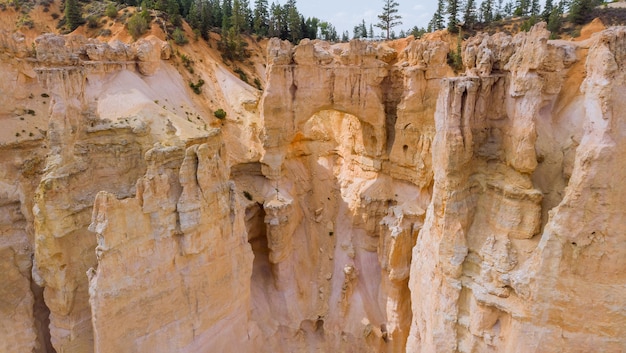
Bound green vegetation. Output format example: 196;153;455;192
105;3;117;18
447;30;463;72
86;15;99;28
253;77;262;90
376;0;402;39
126;11;149;40
234;67;248;82
64;0;83;31
189;78;205;94
172;27;189;45
214;108;227;119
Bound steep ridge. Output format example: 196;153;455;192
0;21;624;353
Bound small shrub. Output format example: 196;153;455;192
17;14;34;29
105;3;117;18
172;27;188;45
189;79;204;94
26;109;35;116
180;53;194;73
51;12;59;20
99;29;112;36
87;15;99;29
29;132;33;137
234;67;248;83
254;77;262;90
41;93;49;98
214;108;226;120
16;133;20;137
127;12;148;40
243;191;252;200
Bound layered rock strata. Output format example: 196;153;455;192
0;22;624;353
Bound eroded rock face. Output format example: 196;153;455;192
0;23;624;353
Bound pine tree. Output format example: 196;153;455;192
447;0;460;32
211;0;223;28
231;0;246;32
180;0;193;17
464;0;477;28
304;17;319;39
514;0;530;16
542;0;554;21
375;0;402;40
319;21;337;41
166;0;181;27
479;0;494;23
353;19;367;38
253;0;269;36
430;0;445;31
530;0;541;16
494;0;504;20
569;0;599;24
341;30;349;42
285;0;301;42
64;0;83;31
221;0;232;30
268;3;287;39
199;2;213;39
503;1;514;17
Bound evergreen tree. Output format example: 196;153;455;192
369;23;374;38
530;0;541;16
514;0;530;16
166;0;182;27
430;0;445;31
199;2;213;39
447;0;460;32
211;0;223;28
503;1;514;17
375;0;402;40
285;0;301;42
569;0;601;24
479;0;494;23
304;17;319;39
231;0;246;32
64;0;83;31
494;0;504;20
187;0;200;28
547;1;563;33
353;19;367;38
463;0;477;28
410;26;426;38
253;0;269;36
180;0;193;17
319;21;337;41
221;0;232;30
341;30;349;42
268;2;287;39
542;0;554;21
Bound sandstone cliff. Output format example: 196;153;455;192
0;21;625;353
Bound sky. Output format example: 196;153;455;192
283;1;439;37
276;0;550;38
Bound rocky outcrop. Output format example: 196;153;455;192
1;22;625;353
407;24;625;353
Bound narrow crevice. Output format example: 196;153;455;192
381;69;404;155
30;279;56;353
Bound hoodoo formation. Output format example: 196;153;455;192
0;3;625;353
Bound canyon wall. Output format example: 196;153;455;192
0;22;624;353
